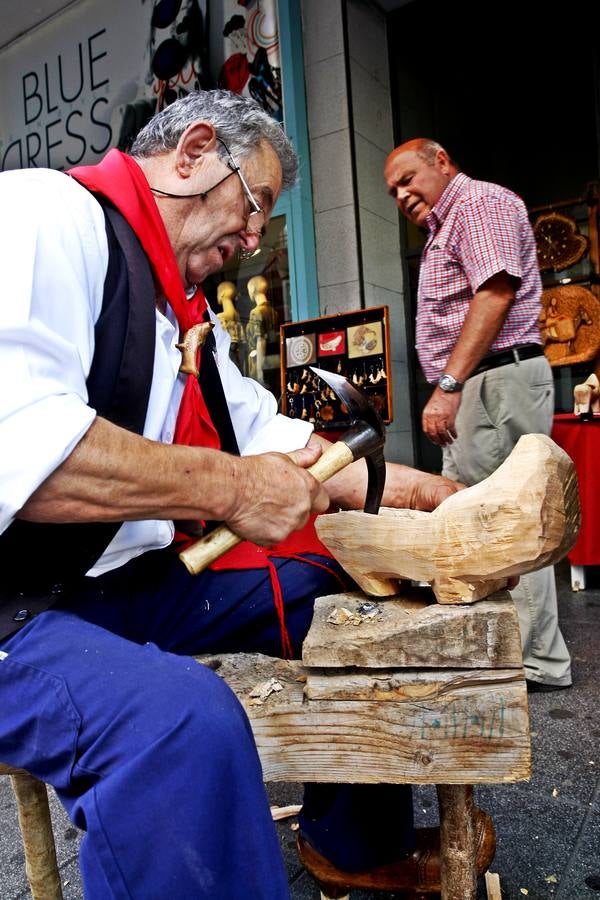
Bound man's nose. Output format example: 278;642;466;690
240;229;261;254
395;186;409;205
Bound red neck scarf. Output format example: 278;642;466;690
69;148;219;450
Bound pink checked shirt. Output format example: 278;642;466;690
416;173;542;383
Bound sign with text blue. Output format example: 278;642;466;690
0;0;212;172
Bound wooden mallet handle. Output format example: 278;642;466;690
179;441;355;575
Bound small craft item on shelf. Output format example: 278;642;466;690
573;373;600;417
315;434;580;604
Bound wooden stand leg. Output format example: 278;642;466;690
10;772;63;900
436;784;477;900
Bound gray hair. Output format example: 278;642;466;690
414;138;459;170
415;139;445;165
130;90;298;191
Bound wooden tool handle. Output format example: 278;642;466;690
179;441;355;575
304;440;354;483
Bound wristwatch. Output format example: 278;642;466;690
437;373;463;393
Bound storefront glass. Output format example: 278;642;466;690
0;0;317;407
204;213;289;401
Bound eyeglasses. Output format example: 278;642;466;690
149;137;266;246
216;138;265;239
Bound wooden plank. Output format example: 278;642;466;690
302;592;523;669
196;654;531;785
305;667;524;701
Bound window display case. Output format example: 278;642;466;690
280;306;393;431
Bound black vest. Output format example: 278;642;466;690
0;202;156;639
0;198;241;642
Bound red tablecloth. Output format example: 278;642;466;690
551;413;600;565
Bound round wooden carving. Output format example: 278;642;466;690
533;212;589;273
540;284;600;366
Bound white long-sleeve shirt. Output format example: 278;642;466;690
0;167;312;575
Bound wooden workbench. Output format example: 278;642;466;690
201;588;530;899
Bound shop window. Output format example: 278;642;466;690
204;213;289;401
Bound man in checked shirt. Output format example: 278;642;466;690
384;138;571;691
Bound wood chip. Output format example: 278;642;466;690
485;871;502;900
326;603;381;626
270;804;302;821
247;677;284;704
327;607;361;626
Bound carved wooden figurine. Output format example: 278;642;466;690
176;322;214;377
217;281;246;373
573;372;600;416
315;434;580;603
539;284;600;366
246;275;278;384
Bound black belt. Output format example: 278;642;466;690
471;343;544;377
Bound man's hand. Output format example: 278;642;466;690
382;463;462;511
223;444;330;546
309;430;462;513
422;387;461;446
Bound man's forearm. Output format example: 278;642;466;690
421;273;516;446
308;435;460;511
22;415;455;536
18;417;240;524
18;416;331;550
443;273;515;382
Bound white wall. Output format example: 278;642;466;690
301;0;416;464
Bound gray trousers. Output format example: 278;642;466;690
442;355;572;686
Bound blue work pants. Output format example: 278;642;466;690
0;550;345;899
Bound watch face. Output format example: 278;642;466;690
533;212;589;273
438;374;461;392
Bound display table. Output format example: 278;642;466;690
551;413;600;589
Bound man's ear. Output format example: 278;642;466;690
436;148;453;176
175;122;218;179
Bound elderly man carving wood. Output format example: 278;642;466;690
0;92;463;898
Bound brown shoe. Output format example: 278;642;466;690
296;807;496;897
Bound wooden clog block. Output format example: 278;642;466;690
316;434;580;602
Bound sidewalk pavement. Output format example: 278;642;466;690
1;560;598;899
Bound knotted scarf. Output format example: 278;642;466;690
69;149;220;451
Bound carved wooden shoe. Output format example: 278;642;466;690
296;808;496;897
315;433;580;602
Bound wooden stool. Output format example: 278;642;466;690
1;590;529;900
0;763;63;900
202;587;531;900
